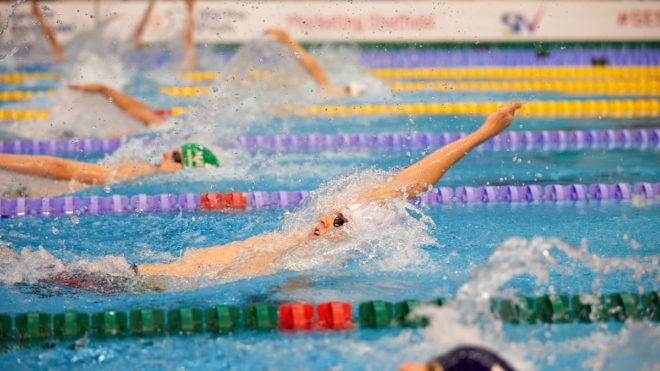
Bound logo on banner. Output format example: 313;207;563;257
617;8;660;28
501;6;545;35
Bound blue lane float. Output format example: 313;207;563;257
359;49;660;68
0;138;124;155
0;182;657;219
1;128;659;155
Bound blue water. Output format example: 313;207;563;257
1;45;659;370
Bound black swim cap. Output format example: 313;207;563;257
431;346;515;371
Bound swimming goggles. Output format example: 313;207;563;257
333;213;347;227
171;150;182;164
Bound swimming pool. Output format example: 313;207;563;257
1;40;659;371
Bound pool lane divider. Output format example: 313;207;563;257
368;66;660;80
291;99;660;118
1;182;658;219
1;292;658;344
173;67;660;82
157;79;660;96
3;65;658;84
0;106;189;122
1;127;659;156
234;127;660;153
4;76;658;102
2;99;659;122
0;72;59;84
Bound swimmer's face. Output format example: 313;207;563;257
159;148;184;172
310;213;348;238
344;83;366;97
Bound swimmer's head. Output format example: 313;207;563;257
179;143;219;168
344;82;366;97
309;203;367;237
160;143;219;172
310;212;348;238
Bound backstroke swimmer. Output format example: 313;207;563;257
136;101;522;278
0;143;219;198
66;82;166;126
30;0;64;62
133;0;197;69
2;82;171;140
265;27;366;98
398;345;516;371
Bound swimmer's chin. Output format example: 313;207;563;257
156;162;183;173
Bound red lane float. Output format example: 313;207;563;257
200;192;225;210
316;302;353;330
278;302;314;331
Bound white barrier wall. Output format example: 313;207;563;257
1;1;659;45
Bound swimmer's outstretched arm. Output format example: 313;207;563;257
265;27;345;98
359;101;522;202
134;0;196;68
137;231;309;277
133;0;156;49
31;0;63;61
183;0;197;69
0;154;159;185
67;83;165;126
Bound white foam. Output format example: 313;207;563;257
405;236;660;370
0;245;134;284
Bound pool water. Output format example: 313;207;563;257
1;42;659;371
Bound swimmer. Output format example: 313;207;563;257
136;101;522;278
67;82;165;126
398;345;516;371
31;0;64;61
0;143;218;197
265;27;366;98
133;0;197;69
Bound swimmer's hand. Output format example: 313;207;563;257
67;83;107;93
478;101;522;138
264;27;291;43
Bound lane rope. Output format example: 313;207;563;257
4;76;657;103
1;182;657;219
1;291;658;343
1;99;658;121
5;127;656;156
2;65;658;84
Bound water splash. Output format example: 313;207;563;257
0;245;134;284
272;168;438;273
406;236;660;370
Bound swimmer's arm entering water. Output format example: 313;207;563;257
0;154;160;185
67;83;165;126
133;0;155;49
358;101;522;202
265;27;345;98
133;0;196;68
183;0;197;69
31;0;63;61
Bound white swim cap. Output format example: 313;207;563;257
345;82;366;97
342;203;366;221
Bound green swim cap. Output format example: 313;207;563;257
180;143;219;168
